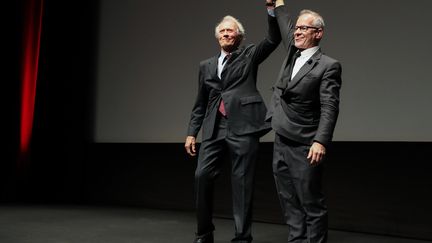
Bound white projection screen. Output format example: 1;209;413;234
94;0;432;143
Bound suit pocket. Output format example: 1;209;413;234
240;95;263;105
239;96;267;127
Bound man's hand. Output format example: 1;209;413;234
275;0;284;7
307;142;326;165
266;0;275;8
185;136;197;156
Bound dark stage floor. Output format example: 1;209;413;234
0;205;430;243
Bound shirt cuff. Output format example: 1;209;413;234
267;9;275;17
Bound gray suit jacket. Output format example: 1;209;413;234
266;5;342;147
187;15;281;141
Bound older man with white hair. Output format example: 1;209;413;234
185;2;281;243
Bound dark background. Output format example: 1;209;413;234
4;0;432;241
94;0;432;143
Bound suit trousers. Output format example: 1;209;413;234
195;114;259;243
273;133;328;243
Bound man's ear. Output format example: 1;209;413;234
315;29;323;40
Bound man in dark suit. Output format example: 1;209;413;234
266;0;342;242
184;3;281;243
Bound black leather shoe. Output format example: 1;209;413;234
193;232;214;243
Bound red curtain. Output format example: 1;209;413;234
19;0;44;166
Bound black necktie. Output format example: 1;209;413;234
291;51;301;69
222;54;230;65
219;54;231;117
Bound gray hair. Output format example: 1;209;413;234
214;15;246;39
299;9;325;29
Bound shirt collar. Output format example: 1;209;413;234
299;46;319;59
219;51;230;63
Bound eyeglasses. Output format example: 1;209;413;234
294;25;320;32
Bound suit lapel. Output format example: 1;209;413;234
288;49;322;89
208;56;219;81
275;46;297;90
220;47;243;87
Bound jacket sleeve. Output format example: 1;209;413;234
252;14;281;64
313;61;342;146
275;5;295;52
187;64;209;137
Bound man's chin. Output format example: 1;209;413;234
222;44;239;52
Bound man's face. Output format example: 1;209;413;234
294;14;323;50
217;20;241;52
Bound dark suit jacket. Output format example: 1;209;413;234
187;15;281;142
266;5;342;147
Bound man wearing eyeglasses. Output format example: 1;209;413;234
266;0;342;242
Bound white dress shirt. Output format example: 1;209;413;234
292;46;319;79
217;52;230;79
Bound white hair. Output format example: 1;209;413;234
214;15;245;39
299;9;325;29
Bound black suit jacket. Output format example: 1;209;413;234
266;5;342;147
187;15;281;141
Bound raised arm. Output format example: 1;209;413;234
274;0;295;51
251;1;282;64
